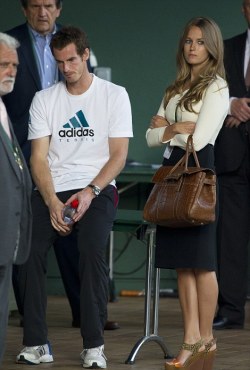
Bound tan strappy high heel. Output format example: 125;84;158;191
165;339;205;370
203;338;217;370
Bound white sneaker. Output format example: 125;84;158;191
80;345;107;368
16;342;53;364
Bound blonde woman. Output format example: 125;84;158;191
146;17;229;370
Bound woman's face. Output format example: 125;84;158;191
183;26;209;69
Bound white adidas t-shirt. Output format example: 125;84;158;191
28;75;133;192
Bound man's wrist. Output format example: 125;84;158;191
86;184;101;197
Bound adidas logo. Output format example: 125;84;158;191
63;110;89;129
59;110;94;138
37;345;46;356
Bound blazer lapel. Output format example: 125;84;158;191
0;120;23;182
19;24;42;90
237;33;247;86
17;23;64;87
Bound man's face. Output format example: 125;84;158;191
53;43;89;86
242;0;250;27
22;0;61;35
0;43;18;96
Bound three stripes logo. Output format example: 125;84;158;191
58;110;94;138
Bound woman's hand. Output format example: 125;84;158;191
172;121;196;135
150;115;170;129
161;121;195;143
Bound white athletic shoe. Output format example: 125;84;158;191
16;342;53;364
80;345;107;368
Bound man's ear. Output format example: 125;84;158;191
82;48;90;61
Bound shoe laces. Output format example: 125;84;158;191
81;345;107;360
21;344;47;357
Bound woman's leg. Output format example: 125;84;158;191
196;269;218;347
172;268;204;364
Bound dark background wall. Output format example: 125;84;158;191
1;0;249;294
0;0;245;164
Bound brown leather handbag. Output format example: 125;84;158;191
143;135;216;228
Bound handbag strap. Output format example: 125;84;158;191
168;135;201;175
184;135;201;170
174;106;200;167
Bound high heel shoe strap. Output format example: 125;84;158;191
181;338;203;355
204;338;217;352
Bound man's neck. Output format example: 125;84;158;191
28;23;56;37
66;73;93;96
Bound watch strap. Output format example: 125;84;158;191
87;184;101;196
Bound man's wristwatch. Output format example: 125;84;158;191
87;184;101;197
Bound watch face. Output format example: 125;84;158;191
88;184;100;196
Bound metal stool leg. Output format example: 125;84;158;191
150;267;171;357
125;227;173;364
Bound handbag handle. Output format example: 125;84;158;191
168;135;201;175
173;106;200;170
184;135;201;170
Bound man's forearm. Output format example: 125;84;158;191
30;158;57;207
90;138;129;189
91;155;126;190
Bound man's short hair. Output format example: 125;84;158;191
20;0;62;9
50;26;89;56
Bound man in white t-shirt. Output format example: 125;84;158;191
16;26;133;369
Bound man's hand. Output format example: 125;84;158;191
48;196;72;234
225;115;241;128
230;97;250;122
64;187;95;223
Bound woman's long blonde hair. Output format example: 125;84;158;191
164;17;226;112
